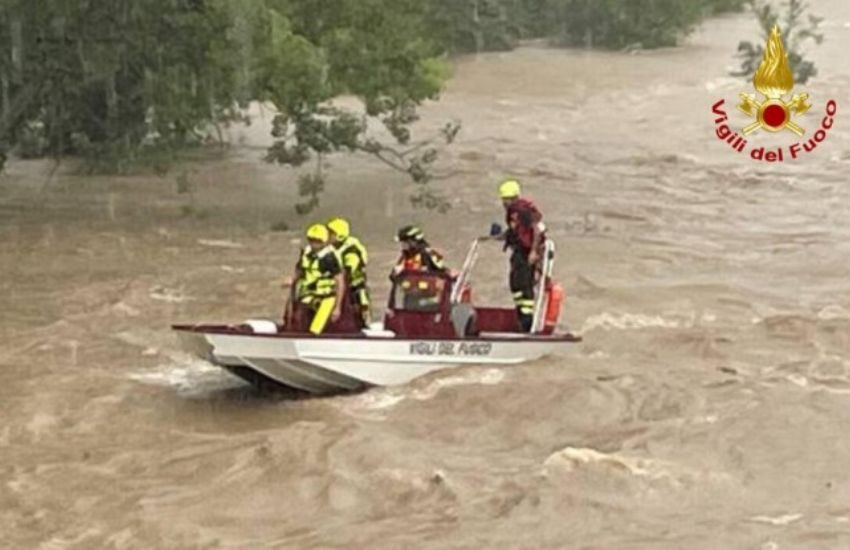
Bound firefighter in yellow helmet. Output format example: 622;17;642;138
494;178;548;332
327;217;371;326
294;224;345;335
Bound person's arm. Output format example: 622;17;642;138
283;259;303;289
356;241;368;266
390;256;402;281
524;209;544;265
283;258;302;325
332;271;344;321
428;250;447;273
329;253;345;321
289;248;306;285
344;251;360;281
528;226;542;264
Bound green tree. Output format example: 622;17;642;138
257;0;458;212
0;0;752;206
703;0;747;14
424;0;746;53
427;0;524;53
0;0;457;211
0;0;249;171
539;0;707;49
732;0;823;84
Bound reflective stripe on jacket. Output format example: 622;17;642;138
337;236;368;287
397;247;446;273
298;245;342;300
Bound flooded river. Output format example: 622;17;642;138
3;3;850;548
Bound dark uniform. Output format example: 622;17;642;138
391;225;448;310
504;198;546;332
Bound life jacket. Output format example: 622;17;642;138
297;245;342;301
335;236;368;288
505;198;546;252
397;246;446;273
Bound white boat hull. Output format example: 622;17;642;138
176;328;578;394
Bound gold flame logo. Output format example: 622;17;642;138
737;25;811;136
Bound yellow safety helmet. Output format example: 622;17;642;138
327;217;350;241
306;223;329;243
498;179;521;199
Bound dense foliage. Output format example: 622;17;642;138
0;1;248;167
432;0;748;52
0;0;752;211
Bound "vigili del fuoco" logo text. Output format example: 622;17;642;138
711;25;837;162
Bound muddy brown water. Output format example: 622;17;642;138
3;5;850;549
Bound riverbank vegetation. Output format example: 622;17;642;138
434;0;748;53
732;0;823;85
2;0;813;213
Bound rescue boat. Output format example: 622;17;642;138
172;239;581;394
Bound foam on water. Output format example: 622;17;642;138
147;285;191;304
749;513;804;526
817;305;850;320
411;368;506;401
543;446;683;484
196;238;244;249
336;368;506;419
579;311;687;333
127;355;243;397
542;446;734;492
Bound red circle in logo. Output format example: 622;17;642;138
763;104;787;128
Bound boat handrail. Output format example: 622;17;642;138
450;238;481;304
530;240;556;334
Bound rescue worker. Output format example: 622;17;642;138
391;225;448;310
494;179;548;332
327;217;371;326
391;225;448;278
294;224;345;335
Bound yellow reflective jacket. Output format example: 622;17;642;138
297;245;343;301
335;236;368;288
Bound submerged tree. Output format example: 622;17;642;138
732;0;823;84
